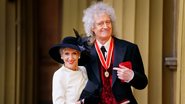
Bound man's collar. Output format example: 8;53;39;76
96;37;112;51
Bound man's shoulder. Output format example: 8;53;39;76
113;36;136;46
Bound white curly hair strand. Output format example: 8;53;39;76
82;2;116;37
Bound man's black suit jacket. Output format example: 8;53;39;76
80;37;148;104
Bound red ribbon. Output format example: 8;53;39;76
95;38;114;70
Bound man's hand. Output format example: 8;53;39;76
76;101;81;104
113;65;134;82
120;100;130;104
76;99;84;104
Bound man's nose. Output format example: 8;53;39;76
102;22;108;28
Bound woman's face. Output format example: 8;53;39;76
60;48;80;70
92;13;112;43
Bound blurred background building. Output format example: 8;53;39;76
0;0;185;104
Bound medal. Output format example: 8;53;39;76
104;71;109;77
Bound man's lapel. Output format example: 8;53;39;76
91;45;101;83
112;38;127;86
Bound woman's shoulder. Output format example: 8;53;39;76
78;66;87;75
78;66;86;71
53;66;69;77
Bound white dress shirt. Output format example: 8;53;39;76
52;65;88;104
96;37;112;58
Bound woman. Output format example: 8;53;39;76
49;36;88;104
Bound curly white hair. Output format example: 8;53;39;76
82;2;116;37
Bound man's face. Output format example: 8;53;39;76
92;13;112;43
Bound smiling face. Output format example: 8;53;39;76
92;13;112;44
60;48;80;71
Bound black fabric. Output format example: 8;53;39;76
81;37;148;104
79;81;100;104
100;46;106;60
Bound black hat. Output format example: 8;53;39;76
49;36;82;64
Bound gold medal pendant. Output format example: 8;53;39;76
104;71;109;77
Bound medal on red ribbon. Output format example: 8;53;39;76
104;71;109;77
95;38;114;77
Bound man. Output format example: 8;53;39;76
80;2;148;104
